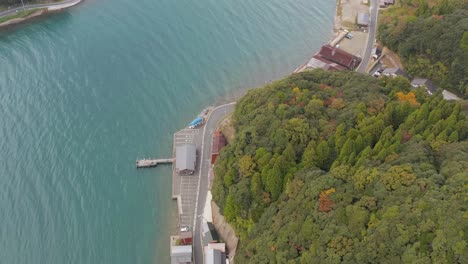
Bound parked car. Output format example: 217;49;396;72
373;68;383;77
345;33;353;39
180;226;190;232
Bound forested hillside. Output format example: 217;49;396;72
378;0;468;96
212;70;468;263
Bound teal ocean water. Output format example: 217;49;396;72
0;0;334;263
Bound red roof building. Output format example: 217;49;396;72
211;131;227;165
317;45;362;70
307;55;347;71
179;232;193;245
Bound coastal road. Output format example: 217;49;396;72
0;0;81;18
356;0;379;73
192;102;235;264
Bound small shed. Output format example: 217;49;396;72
171;245;192;264
176;144;197;175
371;47;382;59
411;78;437;95
357;12;370;27
179;231;193;245
211;131;227;165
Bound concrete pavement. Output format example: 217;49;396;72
174;127;202;230
356;0;379;73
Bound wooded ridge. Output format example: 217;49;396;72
212;69;468;263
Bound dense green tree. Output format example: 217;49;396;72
238;154;256;177
301;140;317;168
315;140;331;170
210;70;468;262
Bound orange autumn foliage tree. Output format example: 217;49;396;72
395;91;420;106
318;188;336;212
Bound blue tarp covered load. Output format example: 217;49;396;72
189;117;203;126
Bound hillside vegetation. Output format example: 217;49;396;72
212;70;468;263
378;0;468;96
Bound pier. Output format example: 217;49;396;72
136;158;173;168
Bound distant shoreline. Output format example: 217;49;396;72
0;0;82;29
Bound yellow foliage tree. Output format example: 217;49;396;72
396;91;420;106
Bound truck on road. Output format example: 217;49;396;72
188;108;211;129
188;117;204;129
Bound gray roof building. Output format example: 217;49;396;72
176;144;197;175
358;12;370;27
382;67;406;77
204;247;226;264
306;56;346;71
203;222;220;246
171;245;192;264
411;78;437;94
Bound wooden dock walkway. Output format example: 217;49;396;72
136;158;173;168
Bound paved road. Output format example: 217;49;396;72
192;103;235;264
0;0;81;18
357;0;379;73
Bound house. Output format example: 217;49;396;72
357;12;370;27
382;67;406;78
176;144;197;175
203;222;220;246
171;245;192;264
411;78;437;95
317;44;362;70
205;247;225;264
211;131;227;165
204;244;227;264
442;90;461;101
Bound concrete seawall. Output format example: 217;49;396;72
0;0;83;29
47;0;82;11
